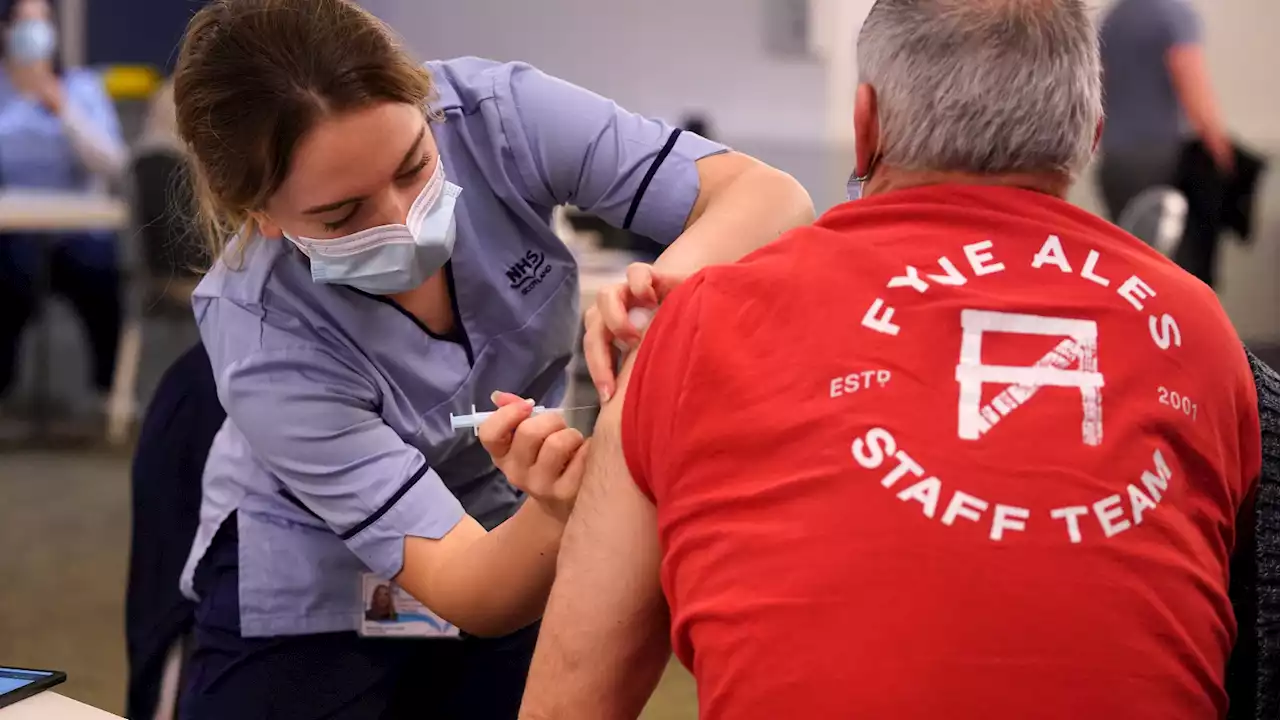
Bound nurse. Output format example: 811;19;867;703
171;1;814;718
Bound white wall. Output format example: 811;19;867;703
367;0;826;145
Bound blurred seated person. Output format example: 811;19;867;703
522;0;1261;718
0;0;127;415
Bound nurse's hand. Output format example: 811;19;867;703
584;262;683;403
478;392;588;523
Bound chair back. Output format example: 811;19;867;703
1118;186;1188;259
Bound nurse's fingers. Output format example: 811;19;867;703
491;391;527;408
626;263;684;306
552;440;590;508
476;399;536;460
626;263;659;307
507;411;570;477
597;284;639;347
525;427;586;494
582;307;618;403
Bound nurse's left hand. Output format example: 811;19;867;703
584;263;684;403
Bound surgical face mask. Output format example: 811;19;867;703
285;161;461;295
7;19;57;65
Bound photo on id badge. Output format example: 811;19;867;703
360;574;461;639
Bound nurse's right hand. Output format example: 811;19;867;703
477;392;588;523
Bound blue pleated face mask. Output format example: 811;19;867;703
285;161;461;295
7;19;57;65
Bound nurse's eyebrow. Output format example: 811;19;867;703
302;125;428;215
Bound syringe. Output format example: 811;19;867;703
449;404;596;435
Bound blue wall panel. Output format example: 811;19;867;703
86;0;207;69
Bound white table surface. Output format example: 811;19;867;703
0;191;129;232
0;693;122;719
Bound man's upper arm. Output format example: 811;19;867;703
217;339;464;580
495;63;728;245
522;277;709;717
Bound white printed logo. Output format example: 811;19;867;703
955;309;1104;446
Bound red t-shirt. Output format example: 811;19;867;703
623;185;1261;719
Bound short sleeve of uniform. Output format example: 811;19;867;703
1162;0;1203;47
495;63;728;245
214;327;465;580
622;274;709;502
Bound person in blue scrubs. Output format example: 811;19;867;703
170;1;814;718
0;0;126;414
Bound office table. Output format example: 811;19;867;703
0;191;133;444
0;692;123;719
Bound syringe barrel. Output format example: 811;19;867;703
450;406;552;431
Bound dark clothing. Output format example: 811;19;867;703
1098;148;1181;222
0;232;120;394
1173;142;1267;287
126;343;225;720
1227;350;1280;719
180;517;539;720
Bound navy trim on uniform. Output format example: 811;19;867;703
443;263;475;366
339;463;431;541
278;489;323;521
623;128;683;231
346;260;472;366
348;287;456;343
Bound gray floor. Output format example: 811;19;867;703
0;448;696;717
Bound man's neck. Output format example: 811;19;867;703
863;166;1074;200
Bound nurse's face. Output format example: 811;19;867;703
258;102;440;241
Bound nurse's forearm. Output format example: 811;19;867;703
398;501;565;638
656;157;814;278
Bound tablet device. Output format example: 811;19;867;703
0;666;67;709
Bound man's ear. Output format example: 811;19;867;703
1093;118;1105;154
854;83;881;177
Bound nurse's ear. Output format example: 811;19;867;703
251;210;285;240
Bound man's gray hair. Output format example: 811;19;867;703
857;0;1102;177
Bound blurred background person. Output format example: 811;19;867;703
1099;0;1233;221
0;0;126;420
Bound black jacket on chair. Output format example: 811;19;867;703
1226;350;1280;719
126;343;225;719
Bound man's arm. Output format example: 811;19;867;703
1163;3;1233;172
1167;46;1232;172
520;357;672;719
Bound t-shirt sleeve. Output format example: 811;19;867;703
1163;0;1203;48
622;274;709;502
217;345;466;580
494;62;728;245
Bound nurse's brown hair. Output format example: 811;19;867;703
173;0;435;266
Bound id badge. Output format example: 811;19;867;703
358;573;461;639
